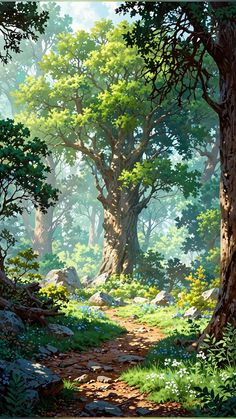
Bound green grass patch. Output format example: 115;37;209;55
1;301;126;361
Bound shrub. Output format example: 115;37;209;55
39;253;65;276
39;283;69;303
5;248;42;284
177;266;214;310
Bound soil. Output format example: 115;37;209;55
43;308;189;417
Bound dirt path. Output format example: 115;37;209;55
43;309;187;417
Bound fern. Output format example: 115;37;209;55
2;371;33;417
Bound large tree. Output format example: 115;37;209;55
15;20;200;276
118;2;236;338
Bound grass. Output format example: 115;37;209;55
0;301;126;361
116;303;236;413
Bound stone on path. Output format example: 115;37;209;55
47;323;74;338
74;374;90;384
97;375;112;383
117;355;144;363
85;400;123;417
87;361;103;372
136;407;151;416
0;310;25;334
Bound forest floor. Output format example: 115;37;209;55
42;309;189;417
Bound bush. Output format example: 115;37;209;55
177;266;215;310
39;284;69;303
5;248;42;284
58;244;102;278
39;253;65;276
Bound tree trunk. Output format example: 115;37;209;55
33;207;54;258
98;187;140;276
88;206;96;247
202;23;236;339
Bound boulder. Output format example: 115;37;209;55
41;267;82;293
183;306;202;319
90;272;110;287
81;275;93;287
0;358;63;397
88;291;116;307
201;287;219;301
133;297;148;304
47;323;74;338
0;310;25;334
85;400;123;417
151;291;174;306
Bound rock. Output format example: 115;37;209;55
103;365;114;372
47;323;74;338
201;287;219;301
81;275;93;287
85;400;123;417
41;267;82;293
38;346;51;357
136;407;150;416
79;411;90;417
133;297;148;304
113;297;127;306
97;375;112;383
183;306;202;319
90;272;110;287
88;291;116;307
117;355;144;363
45;344;59;354
87;361;103;372
129;314;139;320
74;374;90;384
151;291;174;306
0;358;63;397
0;310;25;334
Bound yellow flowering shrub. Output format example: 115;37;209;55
177;266;214;310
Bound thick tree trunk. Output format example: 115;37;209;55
202;24;236;339
98;187;140;276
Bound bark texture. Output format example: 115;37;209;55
99;187;140;275
202;19;236;339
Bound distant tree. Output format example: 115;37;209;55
0;120;58;268
0;2;48;63
118;2;236;338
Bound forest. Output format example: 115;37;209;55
0;1;236;417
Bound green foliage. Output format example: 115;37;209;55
194;376;236;417
39;253;65;276
5;248;42;284
0;372;33;417
58;244;102;278
39;284;69;303
177;266;214;310
99;274;159;300
201;324;236;369
120;158;200;199
0;119;59;219
134;250;165;287
0;2;48;64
